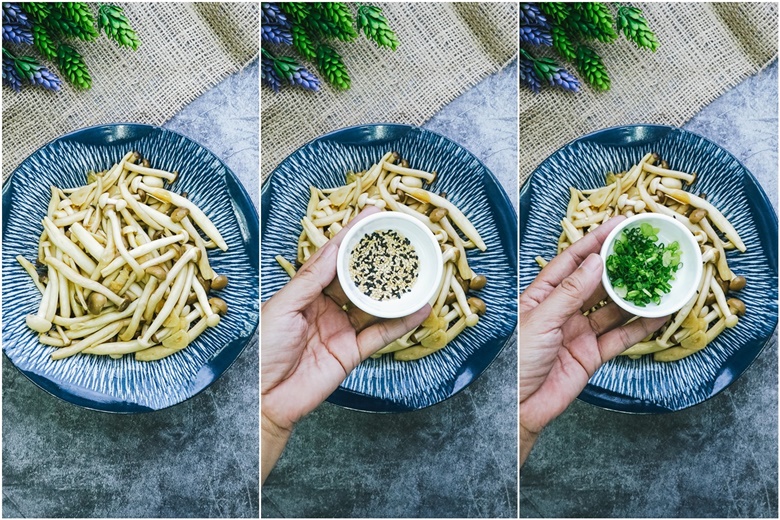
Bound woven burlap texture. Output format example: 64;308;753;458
520;2;778;184
2;2;259;180
261;2;518;179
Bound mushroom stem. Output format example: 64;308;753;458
83;339;148;356
656;185;745;252
138;183;227;251
26;279;54;333
395;185;485;250
119;277;158;341
122;161;178;182
42;217;97;275
381;161;436;183
180;216;215;279
52;319;127;360
16;255;45;294
141;261;192;344
192;273;220;327
710;277;739;328
44;257;126;307
107;209;145;279
101;230;188;277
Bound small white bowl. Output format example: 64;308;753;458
337;212;443;319
600;213;703;318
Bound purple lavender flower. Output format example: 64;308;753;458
261;24;293;45
2;2;28;26
261;55;282;92
2;57;22;91
519;58;541;94
11;55;61;92
548;66;580;93
261;3;288;27
519;3;548;28
3;23;33;45
289;65;320;92
519;25;552;46
28;64;61;91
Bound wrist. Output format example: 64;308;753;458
262;411;292;445
261;411;293;483
519;420;541;468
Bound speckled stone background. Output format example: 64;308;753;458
261;60;519;519
2;61;260;519
520;60;778;518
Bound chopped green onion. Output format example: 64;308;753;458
606;225;683;307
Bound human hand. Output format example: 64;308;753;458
519;216;667;465
261;207;429;480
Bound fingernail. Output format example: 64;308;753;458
582;253;602;272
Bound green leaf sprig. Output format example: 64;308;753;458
263;2;399;93
57;43;92;90
520;2;658;93
98;4;141;50
3;2;140;93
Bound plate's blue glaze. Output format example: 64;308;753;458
262;124;517;412
2;124;259;413
520;125;778;413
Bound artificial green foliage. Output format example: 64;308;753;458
551;25;576;61
47;3;97;41
32;24;57;60
580;3;617;43
576;44;610;91
278;2;310;25
357;5;400;50
59;2;98;40
20;2;52;23
520;2;657;93
564;5;601;41
57;43;92;90
316;44;350;90
98;4;141;50
538;2;569;25
292;24;316;60
263;2;398;92
317;2;357;42
617;6;659;51
8;2;139;92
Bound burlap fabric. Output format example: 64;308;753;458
261;2;518;179
2;2;258;180
520;2;778;184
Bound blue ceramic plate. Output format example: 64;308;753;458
2;124;259;413
262;124;517;412
520;125;778;413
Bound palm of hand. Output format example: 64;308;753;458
262;293;362;431
519;303;605;434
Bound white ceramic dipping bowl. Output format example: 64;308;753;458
600;213;703;318
337;212;443;319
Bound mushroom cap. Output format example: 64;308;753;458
208;297;228;315
87;292;108;315
26;315;52;333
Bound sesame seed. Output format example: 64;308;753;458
349;229;419;301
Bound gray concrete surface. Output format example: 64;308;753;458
520;60;778;518
261;60;519;518
2;61;260;518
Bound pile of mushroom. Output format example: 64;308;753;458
18;151;229;361
535;152;747;362
275;151;488;361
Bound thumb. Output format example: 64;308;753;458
356;304;430;359
535;253;604;329
274;241;338;311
